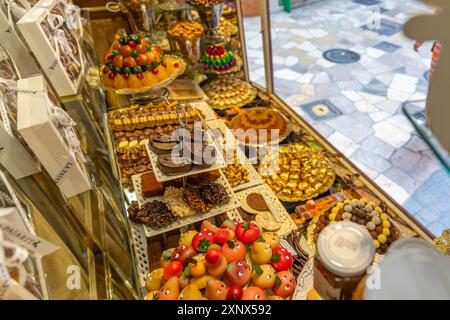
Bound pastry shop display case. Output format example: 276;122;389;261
76;0;439;300
1;0;444;300
75;0;440;300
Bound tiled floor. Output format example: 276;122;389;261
244;0;449;236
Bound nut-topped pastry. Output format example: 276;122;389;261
203;75;256;110
259;144;335;202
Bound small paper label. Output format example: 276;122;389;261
0;265;11;298
0;98;12;136
53;157;76;186
48;59;59;72
293;258;314;300
0;171;34;232
0;220;59;257
334;192;346;201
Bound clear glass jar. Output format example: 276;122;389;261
314;221;375;300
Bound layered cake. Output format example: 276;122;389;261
229;107;288;144
203;75;256;110
200;45;238;73
102;33;183;91
141;172;164;198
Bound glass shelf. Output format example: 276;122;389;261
402;99;450;174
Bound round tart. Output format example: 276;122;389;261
230;107;289;145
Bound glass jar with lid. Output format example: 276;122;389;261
314;221;375;300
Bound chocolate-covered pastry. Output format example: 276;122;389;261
130;200;175;228
184;185;211;212
149;134;179;154
199;182;230;206
123;167;136;177
127;201;140;218
158;154;193;175
135;165;148;174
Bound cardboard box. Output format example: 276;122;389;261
0;91;40;179
0;8;40;78
17;75;91;198
17;0;84;97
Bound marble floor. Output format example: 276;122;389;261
244;0;449;236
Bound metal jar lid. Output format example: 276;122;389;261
317;221;375;277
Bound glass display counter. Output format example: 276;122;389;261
75;0;439;300
2;0;445;300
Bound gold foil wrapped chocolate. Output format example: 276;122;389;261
259;143;335;202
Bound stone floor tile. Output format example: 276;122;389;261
390;147;421;173
312;72;331;84
425;221;446;237
337;80;362;91
327;113;374;143
328;131;359;157
384;167;421;194
313;122;335;138
355;100;377;113
358;92;386;104
373;121;411;148
387;88;412;102
285;56;299;67
375;99;402;114
352;149;392;172
384;114;415;133
350;159;379;180
328;95;358;114
274;69;303;81
297;84;314;96
297;73;315;84
402;198;422;214
390;73;419;93
360;135;395;159
342;90;363;102
314;83;341;97
409;155;441;183
366;47;386;58
374;174;410;204
369;111;391;122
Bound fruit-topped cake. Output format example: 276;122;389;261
102;33;184;91
200;45;238;73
